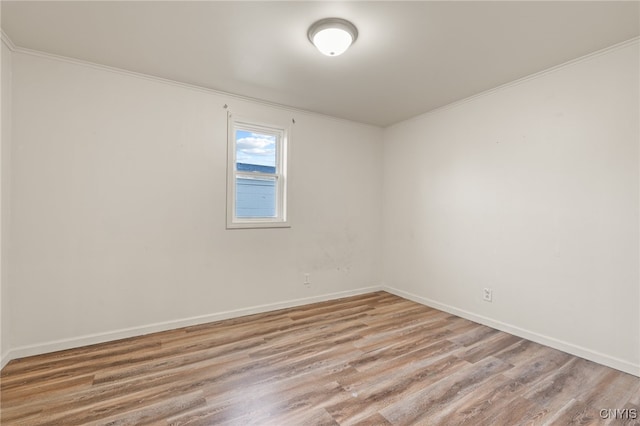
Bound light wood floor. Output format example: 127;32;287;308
1;291;639;425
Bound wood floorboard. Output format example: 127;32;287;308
1;291;638;425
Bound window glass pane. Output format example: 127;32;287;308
235;129;277;171
236;175;277;218
227;117;288;228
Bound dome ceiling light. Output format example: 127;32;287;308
307;18;358;57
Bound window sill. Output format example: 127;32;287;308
226;221;291;230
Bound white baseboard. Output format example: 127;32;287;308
1;285;383;369
0;349;9;370
383;285;640;378
3;284;637;379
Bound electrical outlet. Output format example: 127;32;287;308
304;273;311;286
483;288;492;302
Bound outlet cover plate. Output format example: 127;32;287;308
483;288;492;302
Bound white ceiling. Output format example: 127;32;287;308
2;1;639;127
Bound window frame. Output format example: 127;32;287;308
226;114;290;229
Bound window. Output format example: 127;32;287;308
227;115;289;228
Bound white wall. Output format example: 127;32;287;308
2;34;638;378
383;41;640;375
6;51;383;357
1;34;12;366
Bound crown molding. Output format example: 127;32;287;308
3;30;637;129
390;36;640;128
1;29;16;51
9;45;380;130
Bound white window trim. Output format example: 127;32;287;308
226;113;290;229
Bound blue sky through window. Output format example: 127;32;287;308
235;130;276;167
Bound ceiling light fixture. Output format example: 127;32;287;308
308;18;358;57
